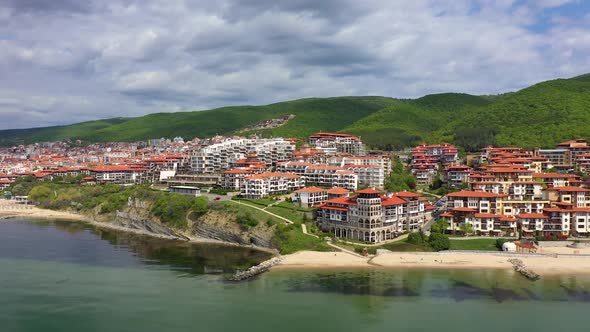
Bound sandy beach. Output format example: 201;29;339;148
4;204;590;275
276;250;590;276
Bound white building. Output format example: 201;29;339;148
241;172;304;199
191;137;295;173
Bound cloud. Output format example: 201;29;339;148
0;0;589;130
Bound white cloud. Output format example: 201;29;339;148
0;0;589;129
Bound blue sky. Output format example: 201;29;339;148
0;0;589;129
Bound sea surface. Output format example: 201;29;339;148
1;219;590;332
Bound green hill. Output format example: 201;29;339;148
1;74;590;150
0;96;397;146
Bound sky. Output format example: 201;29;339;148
1;0;589;130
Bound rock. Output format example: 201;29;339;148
227;256;283;281
508;258;540;281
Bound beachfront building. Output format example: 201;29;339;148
308;132;366;156
316;189;434;243
240;172;303;199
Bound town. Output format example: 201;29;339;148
2;133;590;245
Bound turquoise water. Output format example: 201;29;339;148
1;219;590;332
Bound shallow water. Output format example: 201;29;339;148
1;219;590;332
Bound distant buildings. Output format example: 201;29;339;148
191;137;295;173
308;132;366;156
241;172;304;199
409;143;459;185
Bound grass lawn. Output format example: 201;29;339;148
266;206;307;223
276;201;314;212
273;224;335;254
449;238;498;251
220;201;284;225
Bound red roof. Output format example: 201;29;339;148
517;213;548;219
295;186;327;194
327;187;349;195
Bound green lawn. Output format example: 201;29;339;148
449;238;498;251
276;201;315;212
272;224;335;254
220;201;284;225
266;206;308;223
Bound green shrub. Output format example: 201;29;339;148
407;231;427;245
428;232;451;251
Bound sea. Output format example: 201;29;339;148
1;218;590;332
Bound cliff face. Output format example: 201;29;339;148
87;204;277;249
191;210;276;248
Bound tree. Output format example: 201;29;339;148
428;232;450;251
407;231;427;245
430;218;449;234
430;173;443;190
459;223;473;236
28;185;52;202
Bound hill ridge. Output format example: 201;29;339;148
1;74;589;151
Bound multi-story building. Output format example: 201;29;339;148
343;164;384;189
293;187;328;208
308;132;366;156
241;172;304;199
443;165;472;188
327;155;392;176
303;165;358;190
191;137;295;173
316;189;433;243
88;165;148;184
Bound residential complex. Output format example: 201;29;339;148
437;140;590;238
308;132;366;156
316;188;434;243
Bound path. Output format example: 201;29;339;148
335;233;409;247
228;200;293;224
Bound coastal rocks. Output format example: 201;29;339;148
508;258;540;281
228;256;282;281
113;211;190;241
192;210;275;248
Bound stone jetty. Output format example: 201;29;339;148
508;258;540;281
228;256;282;281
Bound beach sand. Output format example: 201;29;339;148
276;250;590;276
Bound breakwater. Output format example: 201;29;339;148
228;256;282;281
508;258;540;281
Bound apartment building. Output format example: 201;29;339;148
343;164;384;189
293;187;328;208
241;172;304;199
443;165;472;188
191;137;295;173
308;132;366;156
327;155;392;176
303;165;358;190
534;139;590;169
316;189;433;243
88;165;148;184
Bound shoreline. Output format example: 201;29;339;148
0;207;278;254
273;250;590;276
5;206;590;277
